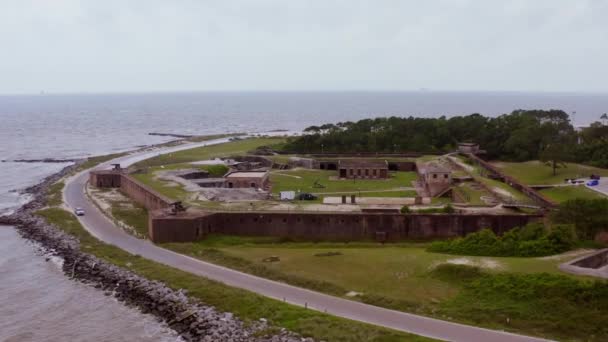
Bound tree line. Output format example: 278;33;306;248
282;110;608;167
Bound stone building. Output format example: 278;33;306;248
418;162;452;197
89;165;123;187
224;171;270;189
338;159;389;179
458;142;480;154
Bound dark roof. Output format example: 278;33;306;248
338;159;388;168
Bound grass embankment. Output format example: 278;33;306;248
110;199;149;237
438;264;608;340
46;181;65;207
134;137;285;169
162;235;607;340
77;152;129;172
452;182;491;205
454;155;535;204
270;170;417;196
493;160;608;185
539;186;605;203
35;207;430;341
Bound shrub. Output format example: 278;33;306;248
400;205;411;213
443;204;455;213
442;272;608;341
428;224;576;257
552;198;608;240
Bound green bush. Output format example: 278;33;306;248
428;224;576;257
552;198;608;240
400;205;411;213
412;205;456;214
443;204;455;213
442;271;608;341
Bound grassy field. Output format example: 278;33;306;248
270;169;418;196
130;172;191;201
492;160;608;185
477;176;534;204
133;137;285;168
453;182;491;205
110;199;149;237
36;208;432;342
539;185;606;203
163;236;604;341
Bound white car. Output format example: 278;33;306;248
74;207;85;216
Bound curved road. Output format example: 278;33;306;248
64;138;551;342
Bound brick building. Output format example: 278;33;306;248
418;162;452;197
224;171;270;189
338;159;389;179
89;169;122;187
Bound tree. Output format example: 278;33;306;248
601;113;608;125
539;142;569;176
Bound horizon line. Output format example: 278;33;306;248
2;89;608;96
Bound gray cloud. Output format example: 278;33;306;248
1;0;607;93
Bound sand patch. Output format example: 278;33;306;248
436;257;504;270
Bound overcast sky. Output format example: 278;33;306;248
1;0;607;94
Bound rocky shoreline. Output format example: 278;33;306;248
0;163;311;342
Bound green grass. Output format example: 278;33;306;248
539;186;606;203
46;181;65;206
35;208;431;342
438;266;608;341
133;137;285;169
476;176;534;204
453;182;490;205
164;238;581;310
76;152;129;173
270;170;417;196
163;237;606;341
492;160;608;185
130;172;190;201
110;199;149;237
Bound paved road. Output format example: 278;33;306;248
64;139;551;342
587;179;608;198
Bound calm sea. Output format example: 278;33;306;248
1;91;606;341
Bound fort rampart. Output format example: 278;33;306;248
89;171;171;211
90;169;542;244
465;153;557;208
149;210;541;244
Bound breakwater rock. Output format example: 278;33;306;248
2;163;312;342
5;158;82;163
148;132;194;139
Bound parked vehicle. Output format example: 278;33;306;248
587;179;599;187
74;207;85;216
590;174;601;180
298;193;318;201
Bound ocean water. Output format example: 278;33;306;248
1;91;606;341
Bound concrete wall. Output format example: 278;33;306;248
149;210;540;243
